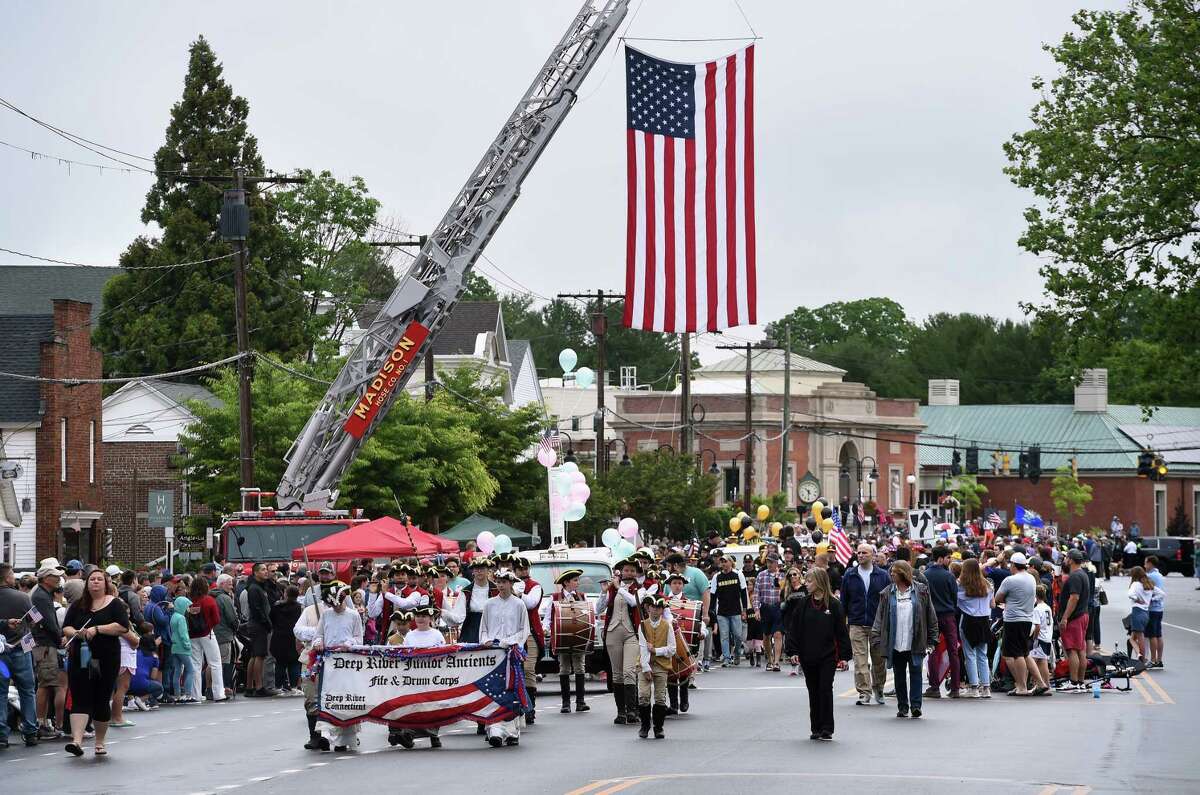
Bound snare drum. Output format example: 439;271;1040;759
668;621;697;683
550;599;596;655
667;598;702;654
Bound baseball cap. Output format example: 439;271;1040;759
1010;552;1029;566
105;564;121;577
65;559;83;573
317;561;335;574
1068;549;1085;562
37;564;65;579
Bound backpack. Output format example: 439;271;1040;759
186;604;208;636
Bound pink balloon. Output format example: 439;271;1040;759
618;517;638;539
536;447;557;468
570;482;591;504
549;494;566;513
569;471;586;485
476;531;496;554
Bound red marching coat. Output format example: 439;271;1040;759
603;581;642;632
522;576;546;649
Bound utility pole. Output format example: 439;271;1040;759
557;290;624;475
679;333;691;457
717;338;790;511
211;169;307;489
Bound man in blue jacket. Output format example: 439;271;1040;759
922;545;961;698
840;543;890;705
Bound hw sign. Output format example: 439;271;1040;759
907;509;935;541
148;490;174;528
342;321;430;439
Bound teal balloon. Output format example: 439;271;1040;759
564;503;586;522
575;367;595;388
560;462;579;474
602;528;621;548
493;534;513;554
615;540;635;558
559;348;578;373
555;475;572;496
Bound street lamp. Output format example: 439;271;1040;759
559;430;577;464
838;455;879;503
699;449;721;475
657;443;675;454
906;473;916;510
606;438;632;468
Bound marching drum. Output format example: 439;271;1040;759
667;597;703;654
667;620;697;683
550;599;596;655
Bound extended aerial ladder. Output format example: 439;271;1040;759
275;0;629;511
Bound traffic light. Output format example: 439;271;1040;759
950;449;962;477
1028;445;1042;485
1137;451;1154;478
1018;451;1028;479
1152;456;1168;482
965;446;979;475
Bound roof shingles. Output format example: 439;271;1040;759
0;315;53;424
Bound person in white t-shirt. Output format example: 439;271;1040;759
390;605;446;750
1030;585;1054;688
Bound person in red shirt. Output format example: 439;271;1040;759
187;578;226;702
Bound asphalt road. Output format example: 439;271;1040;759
9;574;1198;794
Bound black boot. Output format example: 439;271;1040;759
637;704;651;738
526;688;536;725
624;684;639;725
560;675;572;714
679;680;690;713
575;674;590;711
303;716;329;751
652;704;666;739
666;684;679;716
613;683;627;724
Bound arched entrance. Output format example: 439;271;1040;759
837;441;858;510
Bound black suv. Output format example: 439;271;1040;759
1138;536;1195;576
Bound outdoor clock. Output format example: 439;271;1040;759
797;472;821;505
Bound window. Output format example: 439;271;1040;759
125;424;153;436
1153;485;1167;534
724;467;741;505
889;466;902;511
785;463;796;506
1193;487;1200;536
60;418;67;482
89;421;95;484
889;441;901;455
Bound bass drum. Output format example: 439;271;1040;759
550;599;596;655
667;597;702;654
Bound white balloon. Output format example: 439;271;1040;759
575;366;595;388
570;482;591;504
564;502;586;522
493;534;513;554
569;471;586;485
602;527;621;548
560;462;579;474
559;348;578;373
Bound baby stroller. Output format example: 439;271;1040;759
1051;650;1145;692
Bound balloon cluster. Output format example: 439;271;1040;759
559;348;595;389
603;517;639;558
802;500;837;539
544;460;590;522
475;530;514;555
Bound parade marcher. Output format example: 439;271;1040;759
447;557;495;644
512;556;544;724
478;570;530;748
784;568;851;741
391;605;446;750
636;595;673;739
548;569;590;714
294;585;363;752
663;572;693;714
871;561;938;719
597;558;641;725
841;543;891;706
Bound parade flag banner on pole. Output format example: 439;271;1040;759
623;45;757;332
830;508;854;566
315;643;528;730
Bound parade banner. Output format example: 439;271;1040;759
315;643;528;730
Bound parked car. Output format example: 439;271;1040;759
1137;536;1195;576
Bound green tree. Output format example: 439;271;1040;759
95;38;309;374
767;298;915;352
950;475;989;519
271;169;394;360
461;272;499;301
1004;0;1200;404
575;451;718;540
1050;466;1094;532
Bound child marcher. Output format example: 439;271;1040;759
637;595;674;739
391;605;445;750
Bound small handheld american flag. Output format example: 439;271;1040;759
830;507;854;567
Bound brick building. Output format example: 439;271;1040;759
0;300;105;567
918;370;1200;536
102;379;219;565
611;349;923;516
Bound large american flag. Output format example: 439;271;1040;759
623;45;757;332
830;507;854;567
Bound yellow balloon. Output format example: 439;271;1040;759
756;504;770;522
769;521;783;536
729;516;740;533
742;528;758;542
810;500;824;518
821;517;834;532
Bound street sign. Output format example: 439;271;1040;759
907;509;935;541
164;525;174;541
148;490;174;528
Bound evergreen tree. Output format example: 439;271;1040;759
95;37;309;375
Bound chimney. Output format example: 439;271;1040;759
927;379;960;406
1074;368;1108;413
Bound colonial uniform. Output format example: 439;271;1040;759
546;569;590;714
663;573;692;714
478;575;531;747
637;596;673;739
597;559;641;724
389;605;446;750
513;557;544;724
292;587;363;752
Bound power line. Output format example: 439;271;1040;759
0;95;155;161
0;352;247;385
0;138;138;174
0;246;234;271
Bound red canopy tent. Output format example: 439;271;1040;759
290;516;456;563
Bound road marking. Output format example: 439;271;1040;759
215;786;242;791
1141;671;1174;705
278;769;303;774
1163;622;1200;636
1130;677;1157;705
307;762;329;768
41;751;56;756
562;782;609;795
594;779;651;795
564;772;1091;794
248;776;274;782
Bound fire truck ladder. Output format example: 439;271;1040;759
276;0;629;511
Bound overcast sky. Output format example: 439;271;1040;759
0;0;1124;366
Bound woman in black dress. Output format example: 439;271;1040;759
783;567;852;741
62;568;130;757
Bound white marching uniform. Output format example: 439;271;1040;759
293;599;364;749
478;594;530;743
